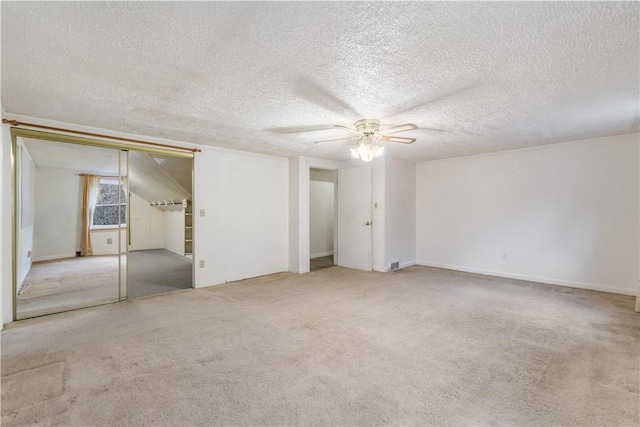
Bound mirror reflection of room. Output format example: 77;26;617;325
127;151;193;298
15;134;194;319
15;137;123;319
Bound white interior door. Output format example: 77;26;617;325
337;166;372;271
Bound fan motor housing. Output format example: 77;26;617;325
354;119;380;136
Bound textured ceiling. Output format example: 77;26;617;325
2;2;639;162
22;137;119;176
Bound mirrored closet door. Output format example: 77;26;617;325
12;128;195;320
13;131;127;319
127;151;193;298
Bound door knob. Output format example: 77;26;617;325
363;221;371;226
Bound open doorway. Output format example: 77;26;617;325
309;168;336;272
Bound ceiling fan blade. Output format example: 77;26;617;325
313;136;362;144
380;135;416;144
379;123;418;134
333;125;360;134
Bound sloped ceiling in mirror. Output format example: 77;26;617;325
21;137;191;204
128;151;191;204
149;154;192;196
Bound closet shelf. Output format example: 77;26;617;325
184;199;192;257
149;199;187;210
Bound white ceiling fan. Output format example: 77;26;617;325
314;119;418;161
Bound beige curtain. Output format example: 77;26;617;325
80;175;101;256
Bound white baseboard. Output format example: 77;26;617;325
194;281;224;289
416;261;637;296
33;253;77;263
310;251;334;259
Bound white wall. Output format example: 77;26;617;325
371;158;386;272
194;147;289;286
163;208;185;256
225;152;289;282
18;140;35;228
129;192;165;251
288;157;301;273
309;180;334;258
385;156;416;270
33;168;82;261
417;133;640;296
16;139;35;290
91;229;126;255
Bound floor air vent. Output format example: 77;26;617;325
390;261;400;271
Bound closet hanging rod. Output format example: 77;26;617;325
2;119;201;153
150;199;186;206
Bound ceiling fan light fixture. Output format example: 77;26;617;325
351;138;384;162
312;118;417;161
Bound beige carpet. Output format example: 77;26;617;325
128;249;193;298
17;256;121;319
310;255;334;271
2;266;639;426
18;250;192;319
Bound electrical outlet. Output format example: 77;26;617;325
200;209;206;217
107;238;113;244
199;260;205;268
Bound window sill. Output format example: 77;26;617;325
90;226;127;232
